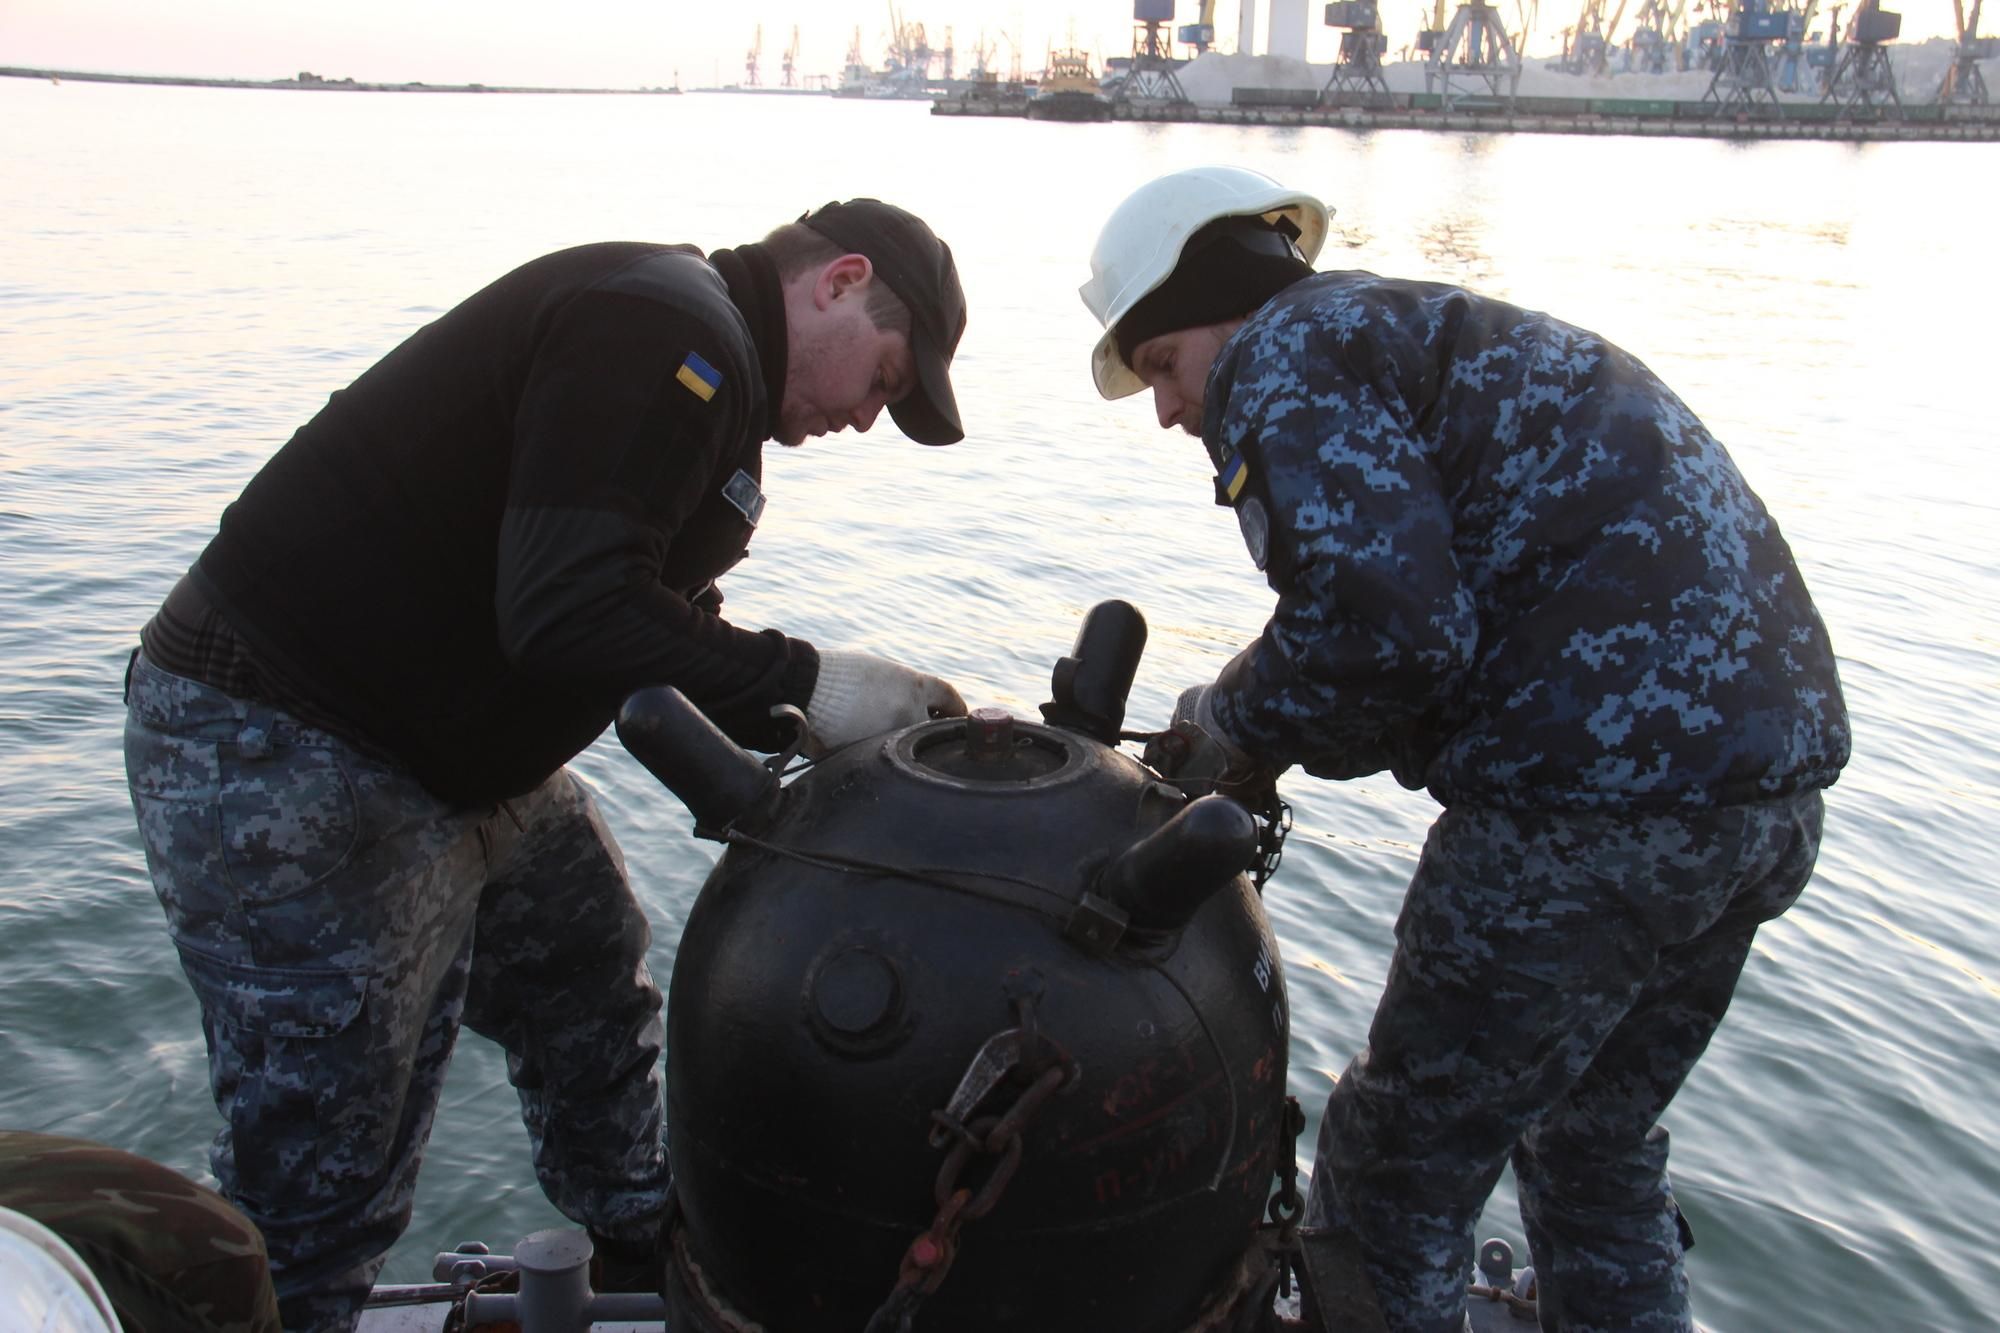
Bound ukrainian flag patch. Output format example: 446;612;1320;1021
1219;452;1250;502
676;352;721;402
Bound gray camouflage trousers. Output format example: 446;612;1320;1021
1304;792;1824;1333
123;652;670;1333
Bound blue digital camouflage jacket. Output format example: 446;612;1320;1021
1199;272;1849;812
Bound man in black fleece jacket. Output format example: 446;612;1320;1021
123;200;967;1332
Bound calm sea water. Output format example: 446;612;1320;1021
4;79;1998;1330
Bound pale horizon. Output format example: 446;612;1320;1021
3;0;1965;91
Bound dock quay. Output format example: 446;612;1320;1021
933;91;2000;143
0;65;677;95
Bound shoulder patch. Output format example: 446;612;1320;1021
721;469;765;527
676;351;722;402
1236;496;1270;570
1219;449;1250;501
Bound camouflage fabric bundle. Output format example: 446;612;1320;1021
0;1131;280;1333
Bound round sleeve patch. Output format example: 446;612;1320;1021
1236;497;1271;571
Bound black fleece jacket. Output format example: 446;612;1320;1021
190;241;819;804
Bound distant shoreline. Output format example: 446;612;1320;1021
0;65;681;95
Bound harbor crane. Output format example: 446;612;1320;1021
1422;0;1523;105
1511;0;1542;49
1117;0;1191;103
1700;0;1788;111
1322;0;1394;103
745;24;762;87
1553;0;1631;74
1684;0;1731;69
1938;0;1994;101
1625;0;1687;70
999;28;1026;81
782;26;800;87
1772;0;1819;91
1821;0;1902;108
1416;0;1447;65
1180;0;1220;51
885;4;934;86
1802;2;1842;88
967;32;998;79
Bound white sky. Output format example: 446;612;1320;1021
2;0;1964;88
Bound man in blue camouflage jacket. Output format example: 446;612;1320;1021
1082;167;1849;1333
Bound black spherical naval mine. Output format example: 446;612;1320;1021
660;706;1293;1333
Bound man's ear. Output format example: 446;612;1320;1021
814;253;874;310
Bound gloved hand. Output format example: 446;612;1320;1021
1142;684;1276;804
804;650;967;757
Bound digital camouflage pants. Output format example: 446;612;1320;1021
1304;793;1825;1333
124;652;670;1333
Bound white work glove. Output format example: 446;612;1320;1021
803;650;967;757
1142;684;1276;804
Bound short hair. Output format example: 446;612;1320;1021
761;222;914;336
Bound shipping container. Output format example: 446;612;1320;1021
1590;98;1678;116
1322;89;1403;107
1231;87;1323;107
1515;95;1586;114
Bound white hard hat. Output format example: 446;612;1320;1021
0;1207;120;1333
1080;166;1331;400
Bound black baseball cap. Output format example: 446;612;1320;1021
799;199;967;446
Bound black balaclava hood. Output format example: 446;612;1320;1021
1114;215;1315;370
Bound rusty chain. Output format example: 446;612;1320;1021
1263;1095;1308;1299
866;1071;1304;1333
863;1000;1072;1333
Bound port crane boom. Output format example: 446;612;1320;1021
1938;0;1992;101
